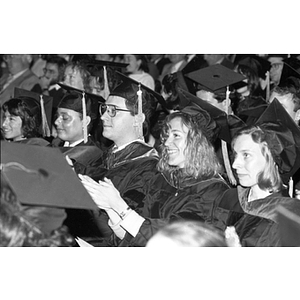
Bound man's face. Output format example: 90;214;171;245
124;55;141;74
43;63;60;85
269;91;296;120
54;108;84;144
100;95;136;146
268;57;284;85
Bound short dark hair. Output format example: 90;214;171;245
2;97;42;138
46;55;68;81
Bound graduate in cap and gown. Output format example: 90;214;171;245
76;72;163;244
51;84;105;240
80;92;229;247
212;99;300;246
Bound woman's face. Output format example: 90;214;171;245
232;134;266;188
63;66;84;90
164;117;188;168
54;108;84;144
1;111;23;141
124;55;141;74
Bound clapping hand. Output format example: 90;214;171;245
79;175;122;210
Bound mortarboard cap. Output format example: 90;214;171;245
83;59;128;74
58;82;105;106
1;141;98;210
13;88;53;137
255;98;300;180
278;62;300;87
179;102;218;143
282;57;300;73
111;71;166;109
277;204;300;246
236;96;268;125
177;87;229;142
185;64;246;93
58;83;103;142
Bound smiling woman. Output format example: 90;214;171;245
80;102;230;246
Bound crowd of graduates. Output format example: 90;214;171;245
1;53;300;247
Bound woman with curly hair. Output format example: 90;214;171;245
80;105;229;246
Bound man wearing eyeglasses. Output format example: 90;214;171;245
0;54;41;106
84;73;164;245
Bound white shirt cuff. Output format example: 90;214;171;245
108;219;126;239
119;210;145;237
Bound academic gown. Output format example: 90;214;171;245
115;170;229;247
53;137;104;240
212;186;300;246
86;140;160;244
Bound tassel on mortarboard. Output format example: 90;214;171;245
288;177;294;198
103;66;110;101
82;91;88;143
222;86;237;186
265;70;270;102
40;94;51;137
135;83;144;140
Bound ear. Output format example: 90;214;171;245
86;116;91;127
295;109;300;123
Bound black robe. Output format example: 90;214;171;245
115;171;229;247
84;140;160;244
212;186;300;246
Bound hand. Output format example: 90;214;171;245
79;175;127;212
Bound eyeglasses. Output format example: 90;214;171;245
100;104;132;118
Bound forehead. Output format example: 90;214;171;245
234;134;261;152
106;95;127;108
57;107;81;117
168;117;189;133
46;63;59;71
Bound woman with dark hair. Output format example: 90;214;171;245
124;54;155;90
1;96;67;236
2;96;49;145
80;105;229;246
212;99;300;246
